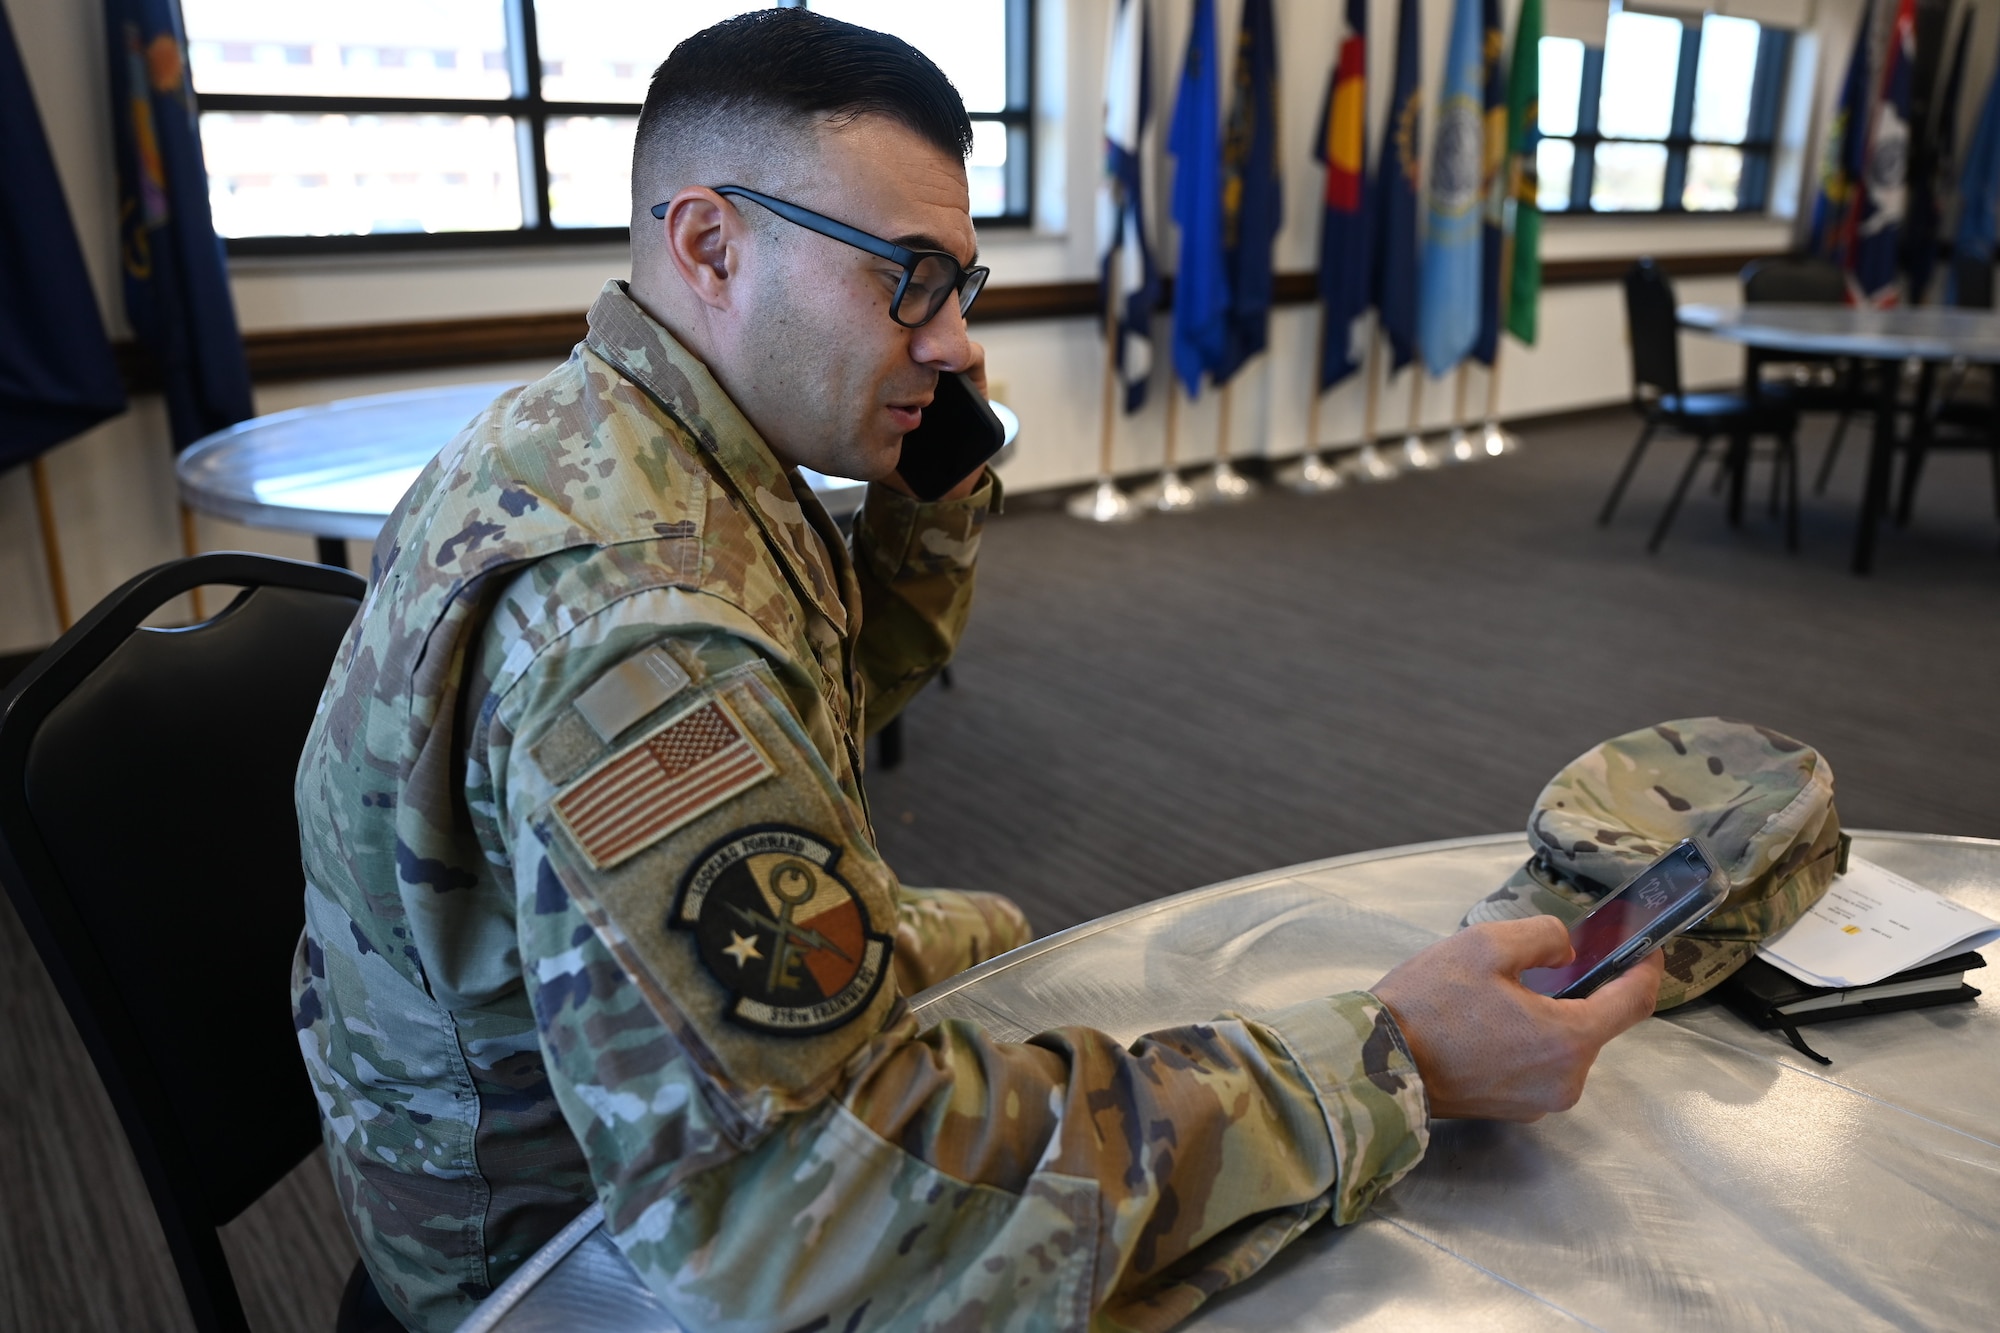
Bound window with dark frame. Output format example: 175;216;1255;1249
183;0;1035;255
1535;10;1792;216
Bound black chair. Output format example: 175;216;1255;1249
1894;256;2000;526
1603;259;1802;552
1739;256;1866;494
0;553;399;1333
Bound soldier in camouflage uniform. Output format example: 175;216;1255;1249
1462;717;1842;1010
291;13;1660;1332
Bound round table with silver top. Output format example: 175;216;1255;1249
1677;303;2000;363
174;381;1019;563
456;830;2000;1333
1677;302;2000;573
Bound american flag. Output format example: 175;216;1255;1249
554;698;774;868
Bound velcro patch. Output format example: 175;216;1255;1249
552;695;774;869
573;646;691;742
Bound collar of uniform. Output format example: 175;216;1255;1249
585;280;848;634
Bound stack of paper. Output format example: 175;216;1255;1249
1757;858;2000;989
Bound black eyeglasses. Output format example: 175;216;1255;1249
651;186;989;329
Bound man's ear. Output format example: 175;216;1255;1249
660;188;740;313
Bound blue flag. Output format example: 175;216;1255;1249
1;6;126;471
1808;3;1870;263
1214;0;1281;386
1908;8;1972;302
1471;0;1507;366
1100;0;1161;413
1374;0;1422;372
1956;23;2000;276
105;0;252;449
1420;0;1486;376
1851;0;1915;306
1169;0;1227;398
1315;0;1370;390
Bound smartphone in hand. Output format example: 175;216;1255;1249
894;370;1007;501
1521;839;1729;1000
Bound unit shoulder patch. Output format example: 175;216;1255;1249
671;825;891;1036
552;694;774;869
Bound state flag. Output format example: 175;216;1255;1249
1850;0;1917;307
1169;0;1229;397
105;0;252;450
1099;0;1161;413
1374;0;1423;372
1215;0;1281;385
1;4;126;472
1419;0;1486;376
1315;0;1371;390
1472;0;1507;366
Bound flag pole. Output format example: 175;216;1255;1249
1138;369;1200;511
1203;378;1254;500
1445;362;1476;463
1068;246;1139;523
1096;323;1119;478
1479;341;1517;456
1483;204;1523;458
1363;333;1383;441
1282;316;1346;492
1349;328;1399;481
1307;327;1325;449
29;457;72;631
1400;365;1438;469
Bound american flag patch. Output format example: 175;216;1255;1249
552;696;774;869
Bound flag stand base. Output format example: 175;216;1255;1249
1442;425;1482;465
1343;442;1402;482
1066;478;1141;523
1400;433;1442;471
1131;468;1201;511
1193;460;1256;502
1280;451;1347;493
1479;420;1521;457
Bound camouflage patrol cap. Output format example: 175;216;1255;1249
1462;718;1843;1010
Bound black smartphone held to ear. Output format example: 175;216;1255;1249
1520;839;1730;1000
894;371;1007;502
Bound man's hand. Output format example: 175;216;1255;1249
1371;917;1665;1122
960;338;988;400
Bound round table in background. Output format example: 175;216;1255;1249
175;381;1018;566
1677;302;2000;573
456;830;2000;1333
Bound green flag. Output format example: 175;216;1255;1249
1504;0;1542;343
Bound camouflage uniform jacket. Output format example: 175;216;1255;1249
292;281;1430;1333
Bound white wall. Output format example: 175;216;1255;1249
0;0;1937;652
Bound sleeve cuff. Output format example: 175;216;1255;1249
857;470;1001;580
1260;991;1431;1225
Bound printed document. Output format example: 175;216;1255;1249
1756;858;2000;989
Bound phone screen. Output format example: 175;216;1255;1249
1521;841;1721;999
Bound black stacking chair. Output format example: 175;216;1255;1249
1896;257;2000;526
1604;259;1802;552
0;553;399;1333
1739;256;1866;494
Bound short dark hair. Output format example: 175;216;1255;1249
635;9;974;177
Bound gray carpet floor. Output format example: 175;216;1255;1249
4;406;1997;1330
